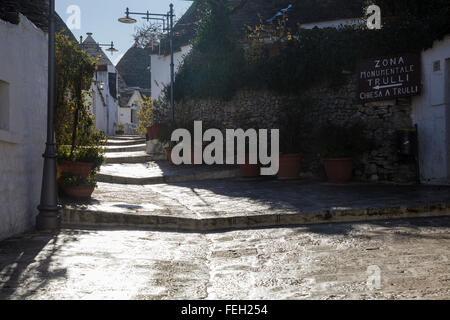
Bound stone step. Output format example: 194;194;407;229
107;135;143;141
96;162;241;185
61;207;450;232
105;139;146;146
61;178;450;232
104;144;146;153
104;151;152;164
59;181;450;232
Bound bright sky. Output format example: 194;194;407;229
55;0;193;65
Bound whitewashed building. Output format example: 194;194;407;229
150;45;192;100
412;35;450;184
0;14;48;240
82;33;119;136
118;89;144;134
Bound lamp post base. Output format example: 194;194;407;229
36;207;61;230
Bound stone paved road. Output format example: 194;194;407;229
1;217;449;300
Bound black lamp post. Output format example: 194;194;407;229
119;4;175;122
79;35;119;55
36;0;60;230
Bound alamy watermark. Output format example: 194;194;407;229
366;5;382;30
366;265;382;290
169;121;279;176
64;3;382;31
66;5;81;30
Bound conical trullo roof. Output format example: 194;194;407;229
82;32;115;66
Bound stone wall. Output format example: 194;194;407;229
157;74;416;182
302;76;416;182
0;15;48;240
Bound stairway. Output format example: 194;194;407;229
61;135;242;230
104;136;151;164
98;136;241;185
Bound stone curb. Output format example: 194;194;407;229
104;155;153;164
96;168;242;185
107;135;143;140
106;139;146;146
60;203;450;232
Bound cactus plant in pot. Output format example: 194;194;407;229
318;121;372;184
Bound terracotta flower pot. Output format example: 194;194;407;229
58;160;94;180
239;155;261;177
323;158;353;184
147;125;161;140
277;153;301;180
63;185;95;201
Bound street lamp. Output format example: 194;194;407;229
118;8;137;24
105;42;119;55
119;4;175;122
79;36;119;55
36;0;60;230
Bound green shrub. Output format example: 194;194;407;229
318;121;373;159
279;97;313;154
137;96;154;137
172;0;245;101
59;172;97;187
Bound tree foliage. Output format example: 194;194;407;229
173;0;245;100
133;23;165;49
55;33;105;166
173;0;450;99
137;96;155;137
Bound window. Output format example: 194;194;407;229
0;80;10;131
131;109;137;124
108;73;117;99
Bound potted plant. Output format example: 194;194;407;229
277;100;311;180
57;146;93;180
157;121;177;164
318;121;372;184
59;171;97;201
240;153;261;177
57;144;105;180
115;122;125;135
159;119;206;165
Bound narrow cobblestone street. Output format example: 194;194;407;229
1;217;449;300
2;0;450;303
